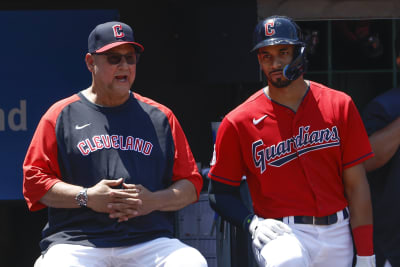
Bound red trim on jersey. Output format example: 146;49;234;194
133;93;203;200
23;94;81;211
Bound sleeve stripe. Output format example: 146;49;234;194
343;152;374;168
208;172;242;185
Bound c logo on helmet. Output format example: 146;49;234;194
265;21;275;36
112;24;125;38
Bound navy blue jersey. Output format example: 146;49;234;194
363;88;400;265
23;91;202;252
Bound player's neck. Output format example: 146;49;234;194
265;79;309;112
82;86;131;107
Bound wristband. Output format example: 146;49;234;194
352;224;374;256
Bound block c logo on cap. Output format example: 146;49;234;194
265;21;275;36
112;24;125;38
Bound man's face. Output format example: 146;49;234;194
257;44;294;88
90;44;137;94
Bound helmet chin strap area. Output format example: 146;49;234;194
283;46;307;80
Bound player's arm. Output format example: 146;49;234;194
40;178;140;214
107;177;199;222
39;182;87;208
364;116;400;172
340;95;375;265
23;111;62;211
123;179;197;211
154;179;198;211
208;179;254;231
343;163;374;257
208;179;253;230
209;179;292;253
41;178;196;221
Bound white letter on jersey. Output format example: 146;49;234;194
252;140;266;173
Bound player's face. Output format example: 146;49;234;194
90;44;137;96
257;44;294;88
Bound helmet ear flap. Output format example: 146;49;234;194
283;46;308;80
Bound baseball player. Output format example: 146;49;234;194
208;15;376;267
23;21;207;267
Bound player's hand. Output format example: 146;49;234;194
355;255;376;267
86;178;142;217
86;178;126;213
108;184;156;222
249;215;292;250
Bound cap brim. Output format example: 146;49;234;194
251;39;304;52
95;41;144;53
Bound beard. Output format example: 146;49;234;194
267;75;292;88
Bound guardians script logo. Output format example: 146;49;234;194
252;125;340;173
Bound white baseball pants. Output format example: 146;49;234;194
38;237;208;267
256;212;353;267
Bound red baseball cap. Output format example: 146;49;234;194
88;21;144;53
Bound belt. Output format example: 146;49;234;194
277;208;349;225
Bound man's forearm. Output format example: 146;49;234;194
155;179;198;211
343;164;373;228
40;181;83;208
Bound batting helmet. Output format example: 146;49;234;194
252;16;307;81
